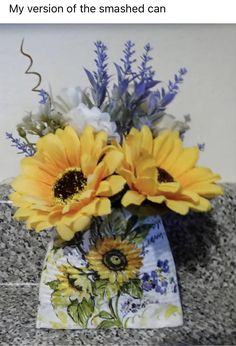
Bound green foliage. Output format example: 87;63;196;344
93;279;119;300
97;311;113;320
51;291;69;308
67;298;95;327
122;279;143;299
97;319;120;329
46;280;60;290
127;224;152;244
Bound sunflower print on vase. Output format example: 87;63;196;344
86;238;143;285
116;126;223;215
10;126;126;240
51;264;92;303
37;214;183;329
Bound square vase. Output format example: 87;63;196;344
37;210;183;329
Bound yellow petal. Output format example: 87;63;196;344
92;131;108;162
135;177;157;195
171;147;199;177
56;224;75;241
188;183;224;198
80;199;99;215
87;162;106;188
153;130;174;166
80;126;94;157
34;221;51;232
80;153;97;176
147;195;166;203
106;175;126;196
165;199;189;215
122;190;146;207
157;182;181;193
117;168;135;188
96;198;111;216
141;126;153;155
12;176;51;200
122;134;139;168
181;189;200;203
187;197;212;212
20;157;55;186
14;208;32;220
161;133;183;171
56;126;81;167
135;157;156;177
129;128;140;136
179;167;221;188
103;150;124;176
96;181;111;196
72;215;91;232
37;132;69;169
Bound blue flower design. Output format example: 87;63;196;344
157;259;170;273
120;298;146;317
141;271;158;291
141;259;172;295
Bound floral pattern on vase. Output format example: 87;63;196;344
37;210;183;329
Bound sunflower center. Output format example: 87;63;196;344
53;169;87;202
157;167;174;183
102;249;128;271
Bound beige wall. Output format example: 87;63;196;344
0;25;236;182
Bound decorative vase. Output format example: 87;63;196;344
37;209;183;329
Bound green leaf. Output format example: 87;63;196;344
67;299;80;324
97;311;113;320
125;215;138;233
98;319;119;329
122;279;143;299
94;279;119;299
128;224;152;243
68;298;94;327
46;280;60;290
51;291;69;308
99;209;128;238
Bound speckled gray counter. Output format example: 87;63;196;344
0;184;235;345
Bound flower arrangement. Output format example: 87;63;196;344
7;40;223;329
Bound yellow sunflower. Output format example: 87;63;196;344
86;238;142;285
117;126;223;215
55;265;92;301
10;126;126;240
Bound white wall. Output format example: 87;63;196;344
0;25;236;182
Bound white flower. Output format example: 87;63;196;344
152;113;190;136
31;99;51;120
54;87;84;114
67;103;120;141
31;87;120;141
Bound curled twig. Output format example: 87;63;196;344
20;39;42;93
20;39;51;105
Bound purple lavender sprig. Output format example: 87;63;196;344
84;41;109;107
114;42;159;107
84;41;188;134
147;68;187;116
120;40;136;77
138;43;156;85
6;132;35;157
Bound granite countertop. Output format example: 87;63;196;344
0;183;235;346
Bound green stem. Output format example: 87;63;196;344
114;292;122;327
108;294;123;327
